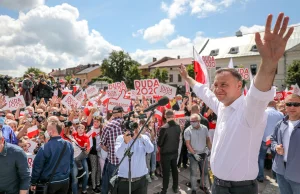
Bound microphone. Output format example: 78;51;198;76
143;96;169;113
123;111;135;118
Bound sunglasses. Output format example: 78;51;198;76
286;102;300;107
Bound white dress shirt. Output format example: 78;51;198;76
193;82;275;181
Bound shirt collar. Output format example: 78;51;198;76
0;142;8;156
228;94;244;110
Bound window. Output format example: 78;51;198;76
169;74;173;83
178;74;182;82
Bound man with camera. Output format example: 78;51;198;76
113;121;154;194
36;78;53;103
184;114;212;194
30;116;74;194
100;106;124;194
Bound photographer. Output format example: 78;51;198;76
6;79;18;97
20;74;34;106
36;78;53;103
114;122;154;194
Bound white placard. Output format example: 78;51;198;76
62;94;81;110
236;68;250;80
2;95;26;111
27;153;36;175
27;139;38;154
157;83;177;99
75;90;86;103
134;79;160;97
107;90;131;112
85;86;99;98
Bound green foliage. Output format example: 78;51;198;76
186;64;194;78
124;64;142;89
242;80;247;88
150;68;169;83
100;50;142;87
24;67;46;77
286;60;300;87
91;76;114;84
65;75;72;82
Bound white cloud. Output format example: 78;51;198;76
131;31;207;65
161;0;189;19
239;25;265;34
0;0;45;11
0;3;121;77
143;19;175;43
167;36;191;48
132;29;144;37
189;0;218;18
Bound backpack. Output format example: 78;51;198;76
22;79;33;91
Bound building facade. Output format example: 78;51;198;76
73;65;101;85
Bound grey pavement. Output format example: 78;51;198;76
147;167;280;194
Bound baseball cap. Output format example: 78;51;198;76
112;106;124;114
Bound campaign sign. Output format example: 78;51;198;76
27;153;36;174
62;94;80;110
236;68;250;80
106;90;121;99
157;83;177;99
75;90;86;103
274;91;285;101
108;81;127;92
2;95;26;111
202;56;216;69
134;79;160;97
85;86;98;98
27;139;38;154
108;90;131;112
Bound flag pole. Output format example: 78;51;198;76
193;46;196;79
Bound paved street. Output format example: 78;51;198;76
147;167;280;194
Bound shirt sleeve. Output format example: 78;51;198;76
141;135;154;154
31;146;46;185
16;150;31;190
192;83;220;115
244;81;276;128
184;128;191;141
100;126;108;147
115;135;128;159
157;127;166;147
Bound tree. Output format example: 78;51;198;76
24;67;46;77
286;60;300;87
186;64;194;78
150;68;169;83
125;64;142;89
65;75;72;82
101;50;142;86
91;76;114;84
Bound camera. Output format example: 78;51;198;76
33;113;45;123
52;112;61;116
64;121;73;127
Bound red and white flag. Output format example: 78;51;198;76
266;135;272;146
193;47;210;86
62;88;73;96
243;85;248;96
27;125;39;138
155;107;164;120
101;94;109;104
174;111;185;118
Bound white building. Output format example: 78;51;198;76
140;25;300;90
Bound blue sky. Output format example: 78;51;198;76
0;0;299;76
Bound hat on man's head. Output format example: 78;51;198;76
112;106;124;114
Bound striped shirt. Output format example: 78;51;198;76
100;117;123;165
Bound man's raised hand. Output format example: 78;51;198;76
255;13;294;67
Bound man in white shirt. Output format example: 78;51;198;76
179;13;294;194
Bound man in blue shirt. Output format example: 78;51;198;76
0;111;18;145
0;130;30;194
114;122;154;194
257;101;283;182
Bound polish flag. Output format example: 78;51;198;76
125;91;131;99
266;135;272;146
87;128;99;147
228;58;234;68
27;125;39;138
62;88;73;95
101;94;109;104
193;47;210;86
73;85;79;94
155;106;164;120
174;111;185;118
